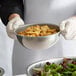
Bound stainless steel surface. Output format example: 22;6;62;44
0;67;4;76
15;24;60;50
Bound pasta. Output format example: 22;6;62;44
18;24;57;37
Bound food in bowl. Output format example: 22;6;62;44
18;24;58;37
32;58;76;76
15;24;60;50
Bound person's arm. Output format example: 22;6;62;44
0;0;24;39
0;0;24;25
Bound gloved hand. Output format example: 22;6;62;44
60;17;76;39
6;16;24;39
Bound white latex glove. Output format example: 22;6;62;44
6;16;24;39
60;17;76;39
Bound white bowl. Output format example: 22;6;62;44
27;56;76;76
15;23;60;50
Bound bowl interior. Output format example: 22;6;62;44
15;23;60;38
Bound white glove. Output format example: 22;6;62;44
60;17;76;39
6;16;24;39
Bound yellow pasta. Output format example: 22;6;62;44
18;25;57;37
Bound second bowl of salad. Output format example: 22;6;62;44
27;57;76;76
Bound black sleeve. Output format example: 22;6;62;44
0;0;24;26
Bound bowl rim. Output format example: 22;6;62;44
15;23;60;38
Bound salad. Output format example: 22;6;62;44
32;58;76;76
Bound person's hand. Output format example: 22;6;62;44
6;14;24;39
60;17;76;39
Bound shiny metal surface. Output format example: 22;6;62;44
15;24;60;50
0;67;4;76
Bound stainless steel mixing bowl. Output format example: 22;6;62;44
15;23;60;50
